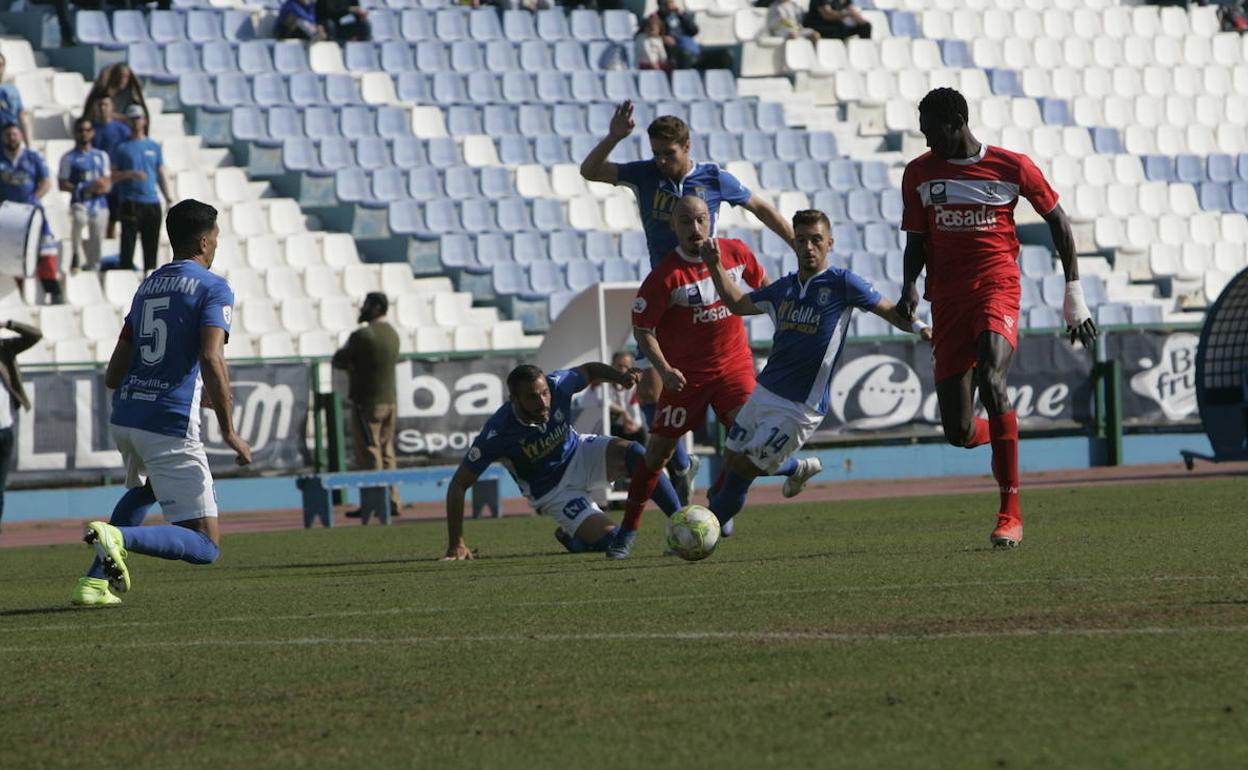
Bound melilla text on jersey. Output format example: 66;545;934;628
137;275;202;297
520;420;570;462
776;299;821;335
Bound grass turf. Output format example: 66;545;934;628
2;478;1247;770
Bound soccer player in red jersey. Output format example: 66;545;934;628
895;88;1098;548
607;195;819;559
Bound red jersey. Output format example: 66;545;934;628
631;238;765;385
900;144;1058;302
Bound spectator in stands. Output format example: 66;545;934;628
58;117;111;274
766;0;820;41
636;14;671;73
584;351;647;443
317;0;371;42
0;123;64;304
0;54;34;148
333;292;403;519
84;63;147;123
804;0;872;40
111;105;171;274
277;0;328;42
88;96;131;240
655;0;702;69
30;0;76;46
1218;1;1248;33
0;316;42;536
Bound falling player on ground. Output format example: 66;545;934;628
702;209;931;531
609;195;822;560
71;199;251;606
894;88;1097;548
441;363;680;561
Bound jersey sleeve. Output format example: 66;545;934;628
461;431;498;475
615;160;651;189
844;270;882;311
716;167;752;207
900;162;927;234
631;273;670;330
1018;153;1059;216
549;367;588;398
202;279;235;332
57;153;72;182
748;280;785;322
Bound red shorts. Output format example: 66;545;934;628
931;288;1020;382
649;363;755;438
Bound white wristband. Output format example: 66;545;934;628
1063;280;1091;327
911;318;929;335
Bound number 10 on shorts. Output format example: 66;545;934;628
657;405;687;429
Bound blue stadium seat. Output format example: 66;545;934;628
128;43;171;81
530;262;566;293
480;167;514;198
554;40;589;71
654;100;688;125
1176;154;1206;184
862;224;895;254
570;9;604;40
1091;127;1123;155
461;198;496;231
303;107;339;140
498;197;533;231
464;71;500;103
562;261;596;291
268;106;303;137
274;41;310;73
538;71;573;102
345;41;380;72
688;102;721;134
408;167;441;200
232;107;270;142
222;10;256;41
478;105;515;136
216;73;253;107
469;8;503;41
250;73;288;106
1142;154;1175;182
808;131;839;161
860;161;890;191
604;134;640;163
519;40;554;71
336;168;372;203
586;102;616;135
428;137;461;168
286;73;323;105
1019;246;1054;277
879;189;903;222
1095;304;1130;326
113;10;150;44
833;223;864;252
586;40;629;70
498;135;534;164
722;101;755;133
848;189;881;222
440;234;473;268
1232;182;1248;214
512;232;546;264
757;102;786;132
502;72;537;103
477;233;511;267
376;107;408;139
371;10;399;42
723;229;760;254
1018;276;1043;308
387;136;424;168
759;161;793;191
444;166;480;200
519;105;553;135
493;263;528;296
602;10;635;42
342;106;379;139
282;137;322;172
638;70;672;102
1239;154;1248;181
884;249;904;282
401;9;433;40
357;137;391;170
187;10;222;43
381;41;416;72
536;8;570;40
390;201;429;236
986;68;1022;97
150;10;187;43
503;10;536;41
178;73;217;107
236;40;272;74
320;138;354;170
553;104;586;137
940;39;971;68
775;130;806;162
433;72;468;104
761;229;789;258
485;40;519;72
1208;154;1237;184
435;8;469;41
199;41;236;75
451;40;484;72
620;231;648;262
395;72;429;102
1039;98;1071;126
812;190;847;222
417;41;451;72
602;259;635;283
671;70;704;101
889;10;919;37
445;105;481;135
706;132;740;164
604;70;639;101
1130;305;1163;325
533;199;567;231
368;167;404;203
1200;182;1231;212
704;70;736;101
581;231;615;261
742;132;775;162
794;162;827;194
425;200;462;234
850;252;883;279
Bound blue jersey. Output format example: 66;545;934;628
112;138;162;204
92;119;131;156
58;147;111;214
0;148;47;206
111;260;235;440
0;84;23;127
616;160;751;267
460;369;588;500
750;267;881;415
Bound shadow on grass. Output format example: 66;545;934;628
0;606;92;619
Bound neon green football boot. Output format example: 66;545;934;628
71;576;122;607
83;522;131;594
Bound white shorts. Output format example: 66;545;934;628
532;433;613;536
111;424;219;523
724;385;823;474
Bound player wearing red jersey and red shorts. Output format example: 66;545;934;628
896;88;1098;548
606;195;819;559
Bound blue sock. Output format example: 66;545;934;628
87;486;157;579
567;531;615;553
625;442;679;516
641;402;657;429
774;458;799;477
120;525;220;565
669;442;690;475
709;471;753;526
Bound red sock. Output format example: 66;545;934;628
989;411;1020;518
966;417;991;448
622;461;663;531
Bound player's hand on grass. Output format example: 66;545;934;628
225;433;252;466
896;282;920;321
442;542;475;561
699;238;721;267
659;367;687;392
609;100;635;140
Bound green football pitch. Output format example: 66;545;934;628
2;478;1247;770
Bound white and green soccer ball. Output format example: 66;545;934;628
665;505;721;561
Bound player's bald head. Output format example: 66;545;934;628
674;195;708;218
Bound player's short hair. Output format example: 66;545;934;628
611;350;633;365
73;116;93;132
918;87;969;127
0;122;19;135
507;364;545;392
648;115;690;147
166;199;218;256
792;209;831;232
364;291;388;315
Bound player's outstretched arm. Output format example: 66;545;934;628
200;326;252;466
579;100;634;185
870;297;933;341
1042;204;1098;349
700;239;760;316
577;361;641;390
634;327;686;392
896;232;927;320
443;464;478;561
742;194;795;249
1;319;43;355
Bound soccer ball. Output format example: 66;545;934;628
665;505;721;561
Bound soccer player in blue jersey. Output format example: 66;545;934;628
581;104;795;506
58;117;111;272
71;199;251;607
701;209;932;532
442;363;681;561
